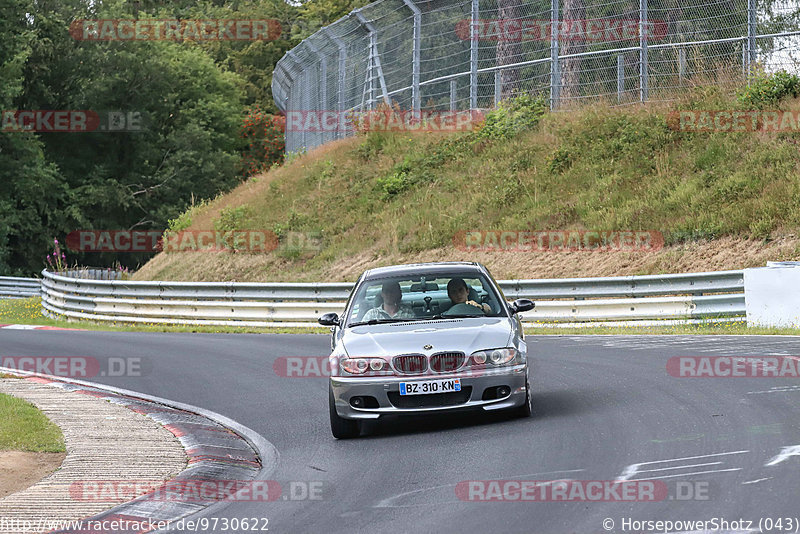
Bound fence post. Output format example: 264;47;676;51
302;69;312;149
550;0;560;110
286;51;305;151
495;70;502;106
742;42;748;78
470;0;479;109
678;48;686;85
323;28;347;139
450;79;457;111
403;0;422;113
747;0;757;78
356;10;390;109
639;0;649;103
306;41;326;107
617;54;624;103
278;65;295;152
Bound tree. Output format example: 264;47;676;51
560;0;586;101
0;0;72;275
498;0;523;99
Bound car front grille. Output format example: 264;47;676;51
392;354;427;374
388;386;472;408
429;352;465;373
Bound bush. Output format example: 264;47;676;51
165;199;210;234
475;94;547;141
213;206;250;233
370;95;549;201
241;106;285;177
377;171;412;200
737;70;800;108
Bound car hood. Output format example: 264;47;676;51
342;318;513;357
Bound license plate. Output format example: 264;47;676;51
399;378;461;396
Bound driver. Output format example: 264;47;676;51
362;281;415;321
446;278;490;315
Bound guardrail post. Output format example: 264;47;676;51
550;0;560;111
617;54;624;103
403;0;421;113
450;79;457;111
639;0;648;103
470;0;479;109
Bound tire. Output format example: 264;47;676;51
516;376;532;418
329;384;361;439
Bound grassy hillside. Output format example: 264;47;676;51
135;76;800;282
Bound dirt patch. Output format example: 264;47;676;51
0;451;66;499
134;235;800;282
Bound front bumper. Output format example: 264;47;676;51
330;364;528;419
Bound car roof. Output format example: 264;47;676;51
361;262;485;280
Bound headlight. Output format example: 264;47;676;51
470;348;517;366
341;358;388;374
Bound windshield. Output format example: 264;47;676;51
345;271;507;327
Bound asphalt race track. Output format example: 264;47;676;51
2;330;800;534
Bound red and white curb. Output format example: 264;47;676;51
0;367;278;534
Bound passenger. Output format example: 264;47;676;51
446;278;490;315
362;281;415;321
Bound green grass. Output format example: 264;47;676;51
524;320;800;336
133;79;800;284
0;393;65;453
0;297;327;334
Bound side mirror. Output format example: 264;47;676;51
510;299;535;314
318;313;340;326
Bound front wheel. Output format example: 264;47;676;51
329;384;361;439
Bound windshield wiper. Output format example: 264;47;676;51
348;318;414;327
428;314;483;320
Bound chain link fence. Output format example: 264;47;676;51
272;0;800;153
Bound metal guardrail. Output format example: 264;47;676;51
0;276;41;299
39;269;744;328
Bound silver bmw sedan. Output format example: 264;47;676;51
318;262;534;439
